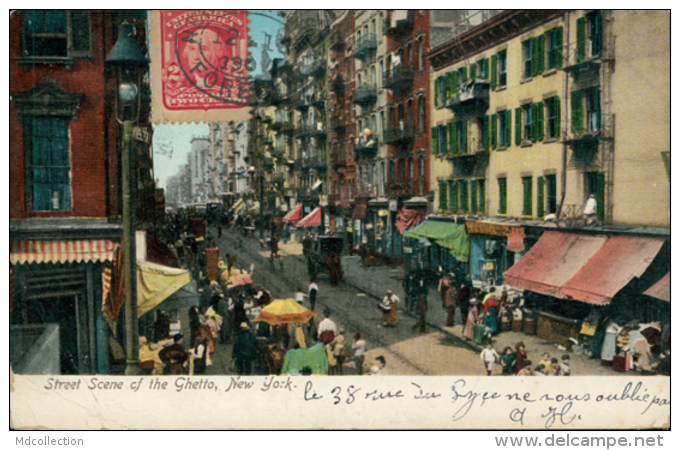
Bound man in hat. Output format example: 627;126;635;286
159;333;189;375
232;322;259;375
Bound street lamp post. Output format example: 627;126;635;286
105;21;148;375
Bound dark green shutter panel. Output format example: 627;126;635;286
470;180;478;213
449;122;456;155
576;17;586;63
555;96;561;138
571;90;584;134
491;114;498;149
531;37;539;77
555;26;564;69
531;103;538;142
537;101;544;141
451;180;458;212
470;63;477;80
483;115;490;150
523;177;533;216
452;70;459;96
434;78;440;107
597;171;606;220
484;58;490;79
439;180;448;210
441;125;448;155
499;178;507;214
537;176;545;217
432;127;439;155
537;34;545;75
460;180;468;212
506;110;512;147
461;121;468;153
460;66;467;83
479;180;486;213
491;54;497;90
515;107;522;146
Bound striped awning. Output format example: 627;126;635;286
10;239;118;264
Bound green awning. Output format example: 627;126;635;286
404;220;470;262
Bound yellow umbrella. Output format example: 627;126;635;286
253;299;318;325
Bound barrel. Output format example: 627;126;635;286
523;317;537;335
501;316;512;332
512;319;523;332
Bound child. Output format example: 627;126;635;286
517;359;534;376
534;363;547;376
560;354;571;376
352;332;367;375
501;346;516;375
540;352;552;371
480;342;500;376
548;358;562;376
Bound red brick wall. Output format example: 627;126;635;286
9;11;121;219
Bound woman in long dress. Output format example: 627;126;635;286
600;319;621;364
463;301;480;340
379;290;399;327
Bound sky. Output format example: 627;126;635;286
152;10;284;189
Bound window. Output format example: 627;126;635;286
571;87;601;134
470;179;478;213
477;179;486;213
523;39;533;79
456;121;468;154
546;27;563;70
498;178;507;214
418;38;424;71
389;160;395;183
448;180;458;212
25;117;72;211
577;11;603;62
522;176;533;216
418;97;426;134
585;171;605;220
431;126;440;155
497;50;507;87
499;110;511;147
439;180;448;211
546;174;557;214
22;10;92;61
459;180;468;213
419;155;425;194
480;117;489;150
545;97;560;139
586;87;601;132
522;104;532;143
439;124;448;155
477;58;488;80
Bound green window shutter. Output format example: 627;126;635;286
450;180;458;212
470;180;478;213
571;90;584;134
499;178;507;214
449;122;456;155
452;70;459;96
515;107;522;146
432;126;439;155
523;177;533;216
470;63;477;80
461;121;468;154
531;37;539;77
483;115;490;150
537;101;544;141
531;103;538;142
484;58;490;80
576;17;586;63
460;66;467;83
537;176;545;217
597;171;606;220
506;110;512;147
491;54;498;90
460;180;468;212
439;180;448;210
443;75;450;104
537;34;545;75
555;26;564;69
441;125;448;154
479;180;486;213
491;114;498;149
555;96;561;138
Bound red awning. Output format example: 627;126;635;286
10;239;118;264
282;204;303;223
644;272;670;302
562;236;665;304
503;231;608;298
296;207;322;228
395;207;425;234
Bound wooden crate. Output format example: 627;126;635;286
536;313;581;347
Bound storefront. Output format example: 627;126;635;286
465;220;527;286
403;217;471;272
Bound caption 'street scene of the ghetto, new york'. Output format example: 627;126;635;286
10;10;670;381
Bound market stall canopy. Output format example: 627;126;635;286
253;298;317;325
282;203;303;223
503;231;608;299
395;206;426;234
281;342;329;375
136;261;192;318
404;220;470;262
296;207;322;228
10;239;117;264
561;236;666;304
148;280;200;313
644;272;670;302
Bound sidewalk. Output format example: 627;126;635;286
341;255;631;376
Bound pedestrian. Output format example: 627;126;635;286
308;278;318;311
458;281;471;325
317;308;338;345
232;322;259;375
500;346;516;376
444;282;458;327
438;272;452;309
483;288;501;335
352;332;367;375
463;300;480;340
480;342;500;376
190;335;210;375
514;341;528;375
412;293;428;333
158;333;189;375
378;289;399;327
560;354;571;376
403;272;415;312
294;286;306;306
331;328;348;375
